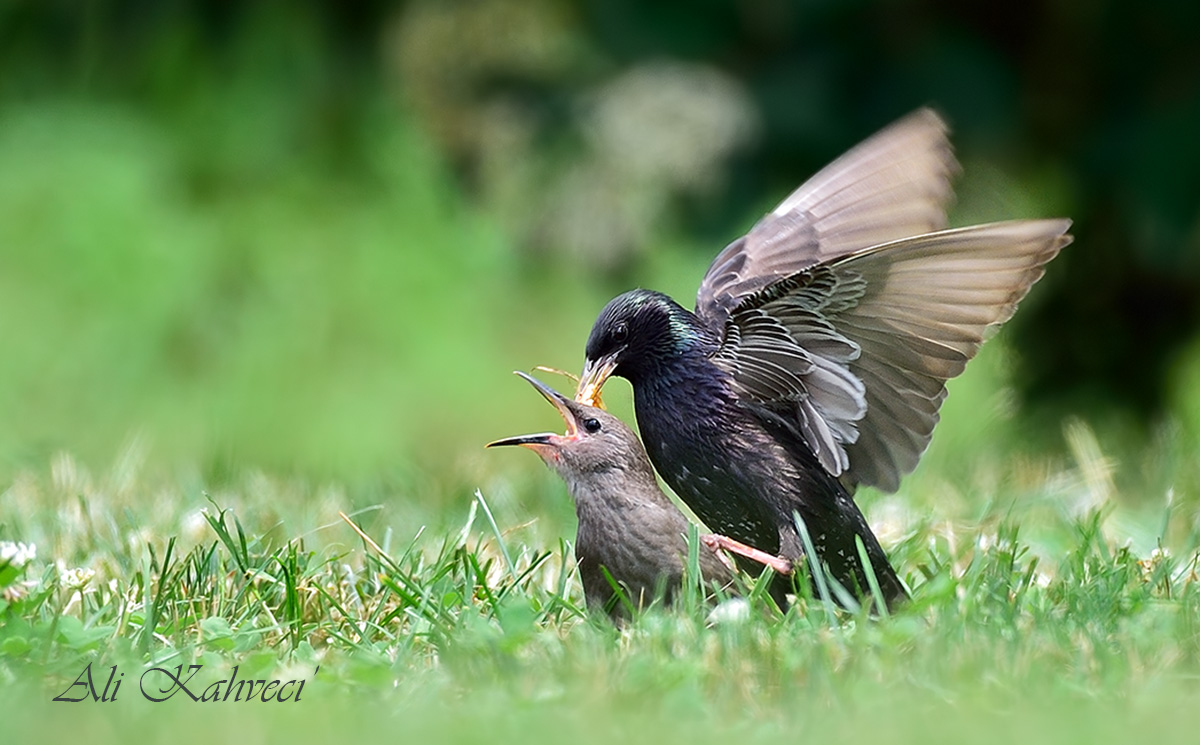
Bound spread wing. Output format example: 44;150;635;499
697;108;958;326
711;220;1073;492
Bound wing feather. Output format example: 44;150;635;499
712;219;1073;492
697;108;957;324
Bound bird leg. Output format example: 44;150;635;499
701;533;793;575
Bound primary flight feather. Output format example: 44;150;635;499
575;109;1071;606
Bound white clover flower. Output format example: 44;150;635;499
60;566;95;590
706;597;751;625
0;541;36;568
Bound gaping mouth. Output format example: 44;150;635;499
574;354;618;408
484;371;579;450
532;364;606;410
520;370;578;438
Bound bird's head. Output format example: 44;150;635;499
487;371;652;484
576;289;703;406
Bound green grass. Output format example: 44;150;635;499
5;82;1200;743
3;428;1200;743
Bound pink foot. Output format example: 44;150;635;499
701;533;793;575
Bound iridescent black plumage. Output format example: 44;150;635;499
583;290;905;604
576;110;1073;608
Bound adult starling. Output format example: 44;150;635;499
574;109;1073;607
487;372;791;618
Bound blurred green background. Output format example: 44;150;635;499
1;0;1198;523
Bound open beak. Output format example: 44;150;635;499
485;371;578;451
575;353;618;408
484;432;554;450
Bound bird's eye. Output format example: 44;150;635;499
582;418;602;434
611;322;629;344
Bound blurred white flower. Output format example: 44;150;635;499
537;60;762;270
0;541;36;568
707;597;751;625
867;497;915;545
60;566;95;590
585;61;760;190
182;509;210;543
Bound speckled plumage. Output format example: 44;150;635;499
576;110;1073;609
586;291;905;605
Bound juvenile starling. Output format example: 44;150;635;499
574;109;1072;607
487;372;790;618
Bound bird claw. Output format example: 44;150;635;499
701;533;793;575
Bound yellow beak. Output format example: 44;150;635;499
574;354;618;409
